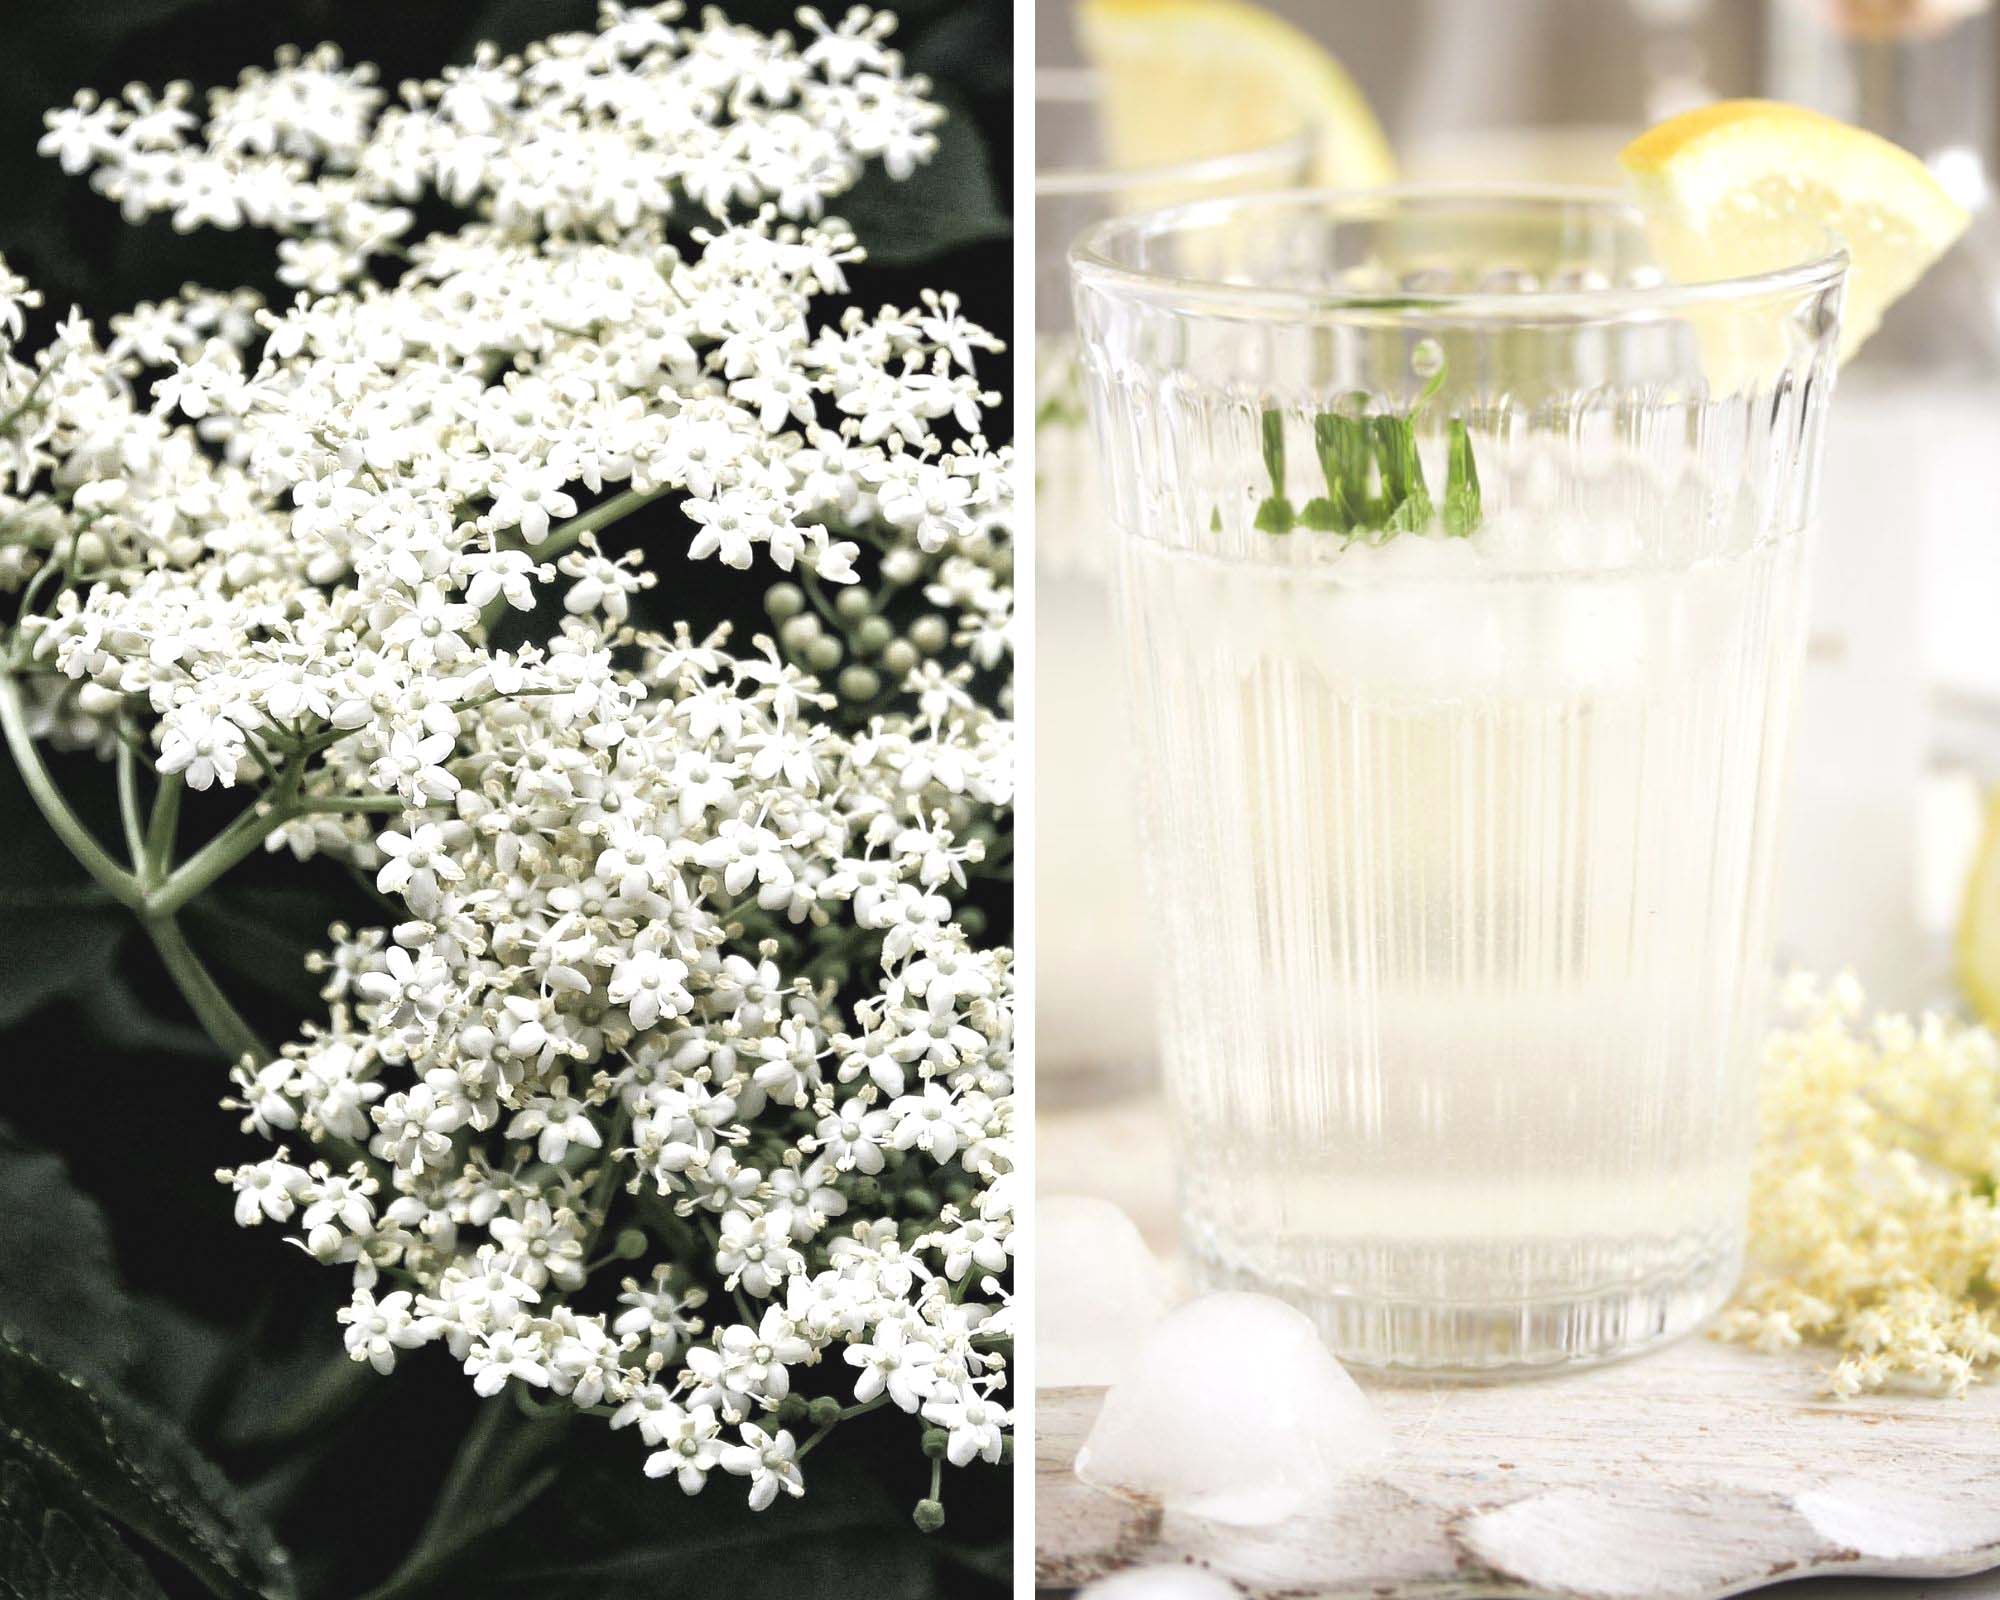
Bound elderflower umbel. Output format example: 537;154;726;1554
4;1;1013;1516
1717;973;2000;1396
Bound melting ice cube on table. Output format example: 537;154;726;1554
1077;1566;1242;1599
1037;1194;1176;1388
1075;1291;1391;1526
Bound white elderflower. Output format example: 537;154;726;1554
339;1287;442;1374
642;1402;726;1495
6;0;1011;1524
685;1308;813;1421
844;1317;938;1412
464;1322;554;1397
715;1208;807;1298
220;1156;311;1225
919;1385;1008;1468
156;708;247;791
720;1423;805;1512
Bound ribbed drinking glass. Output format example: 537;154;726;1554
1072;189;1846;1372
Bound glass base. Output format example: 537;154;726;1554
1186;1225;1743;1379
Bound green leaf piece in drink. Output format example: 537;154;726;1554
1255;357;1481;542
1254;407;1297;533
1303;411;1369;532
1373;414;1433;533
1443;416;1482;537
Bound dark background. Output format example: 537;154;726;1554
0;2;1012;1595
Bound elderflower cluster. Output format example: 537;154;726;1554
1717;973;2000;1397
5;2;1013;1512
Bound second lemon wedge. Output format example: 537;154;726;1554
1958;789;2000;1030
1620;99;1969;362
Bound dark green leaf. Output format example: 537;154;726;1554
1253;496;1297;534
908;4;1010;99
0;1123;135;1381
0;905;125;1031
0;749;223;1056
936;1537;1012;1584
0;1329;297;1600
182;888;339;1010
490;1524;934;1600
0;1452;168;1600
454;1415;958;1600
453;0;593;59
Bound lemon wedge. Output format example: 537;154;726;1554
1958;789;2000;1028
1620;99;1968;362
1077;0;1396;188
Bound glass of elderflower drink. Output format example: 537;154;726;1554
1072;189;1847;1372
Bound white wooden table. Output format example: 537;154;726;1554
1037;1092;2000;1600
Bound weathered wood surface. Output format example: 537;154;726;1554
1037;1335;2000;1599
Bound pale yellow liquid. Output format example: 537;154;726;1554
1120;524;1809;1370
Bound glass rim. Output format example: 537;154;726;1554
1034;67;1315;200
1069;183;1851;322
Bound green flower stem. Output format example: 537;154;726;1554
146;789;406;918
115;738;147;868
140;912;269;1065
5;675;406;919
796;1420;838;1458
357;1400;513;1600
144;774;182;878
0;355;61;438
302;793;411;815
477;483;670;635
2;672;412;1078
584;1104;633;1229
796;1393;890;1461
145;796;294;919
0;672;142;909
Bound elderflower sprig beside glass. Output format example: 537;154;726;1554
1;0;1012;1545
1720;973;2000;1397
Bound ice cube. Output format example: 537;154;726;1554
1077;1566;1241;1599
1037;1195;1175;1388
1075;1291;1391;1525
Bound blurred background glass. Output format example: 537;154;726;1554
1035;78;1309;1103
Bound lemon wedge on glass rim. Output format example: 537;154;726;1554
1620;99;1969;363
1625;102;1990;1014
1076;0;1396;186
